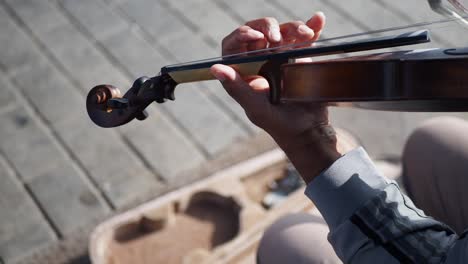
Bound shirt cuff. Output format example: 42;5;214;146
304;147;390;230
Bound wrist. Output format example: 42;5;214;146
275;124;342;184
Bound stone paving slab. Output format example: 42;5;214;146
202;80;261;133
2;0;177;208
54;115;165;207
118;106;206;181
9;58;162;208
110;0;217;62
3;0;68;35
1;0;468;262
59;0;127;42
27;162;110;236
218;0;290;24
162;84;249;157
0;76;16;116
271;0;364;38
115;0;202;50
0;103;67;182
99;27;169;77
4;0;172;205
38;22;131;91
163;0;240;47
0;154;56;263
0;7;43;75
0;103;109;236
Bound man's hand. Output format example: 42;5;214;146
210;13;329;147
210;12;342;182
220;14;323;56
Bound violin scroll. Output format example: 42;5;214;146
86;75;178;128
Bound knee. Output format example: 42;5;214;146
402;116;468;191
257;213;340;264
403;116;468;163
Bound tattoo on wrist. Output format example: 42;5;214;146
276;122;338;151
314;123;337;143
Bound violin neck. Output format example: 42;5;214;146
166;60;267;83
161;29;430;85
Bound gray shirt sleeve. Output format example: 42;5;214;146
304;147;467;263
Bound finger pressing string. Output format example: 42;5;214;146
280;21;314;40
306;11;326;42
222;25;265;55
246;17;282;43
280;21;315;47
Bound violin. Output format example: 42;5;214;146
86;25;468;128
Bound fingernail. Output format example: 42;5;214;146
315;11;325;19
270;27;281;42
212;70;226;82
298;24;314;35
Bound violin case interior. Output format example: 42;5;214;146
89;129;389;264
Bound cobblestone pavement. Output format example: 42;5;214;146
0;0;467;263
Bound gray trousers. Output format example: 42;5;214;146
258;116;468;264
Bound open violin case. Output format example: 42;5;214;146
88;130;387;264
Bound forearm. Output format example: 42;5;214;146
274;124;342;184
303;147;461;263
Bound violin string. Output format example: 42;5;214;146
166;14;468;67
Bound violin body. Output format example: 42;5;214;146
282;48;468;111
86;30;468;128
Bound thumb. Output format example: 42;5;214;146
210;64;268;108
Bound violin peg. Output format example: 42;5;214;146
133;76;150;90
167;91;175;101
107;98;129;109
89;85;122;105
135;110;149;121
